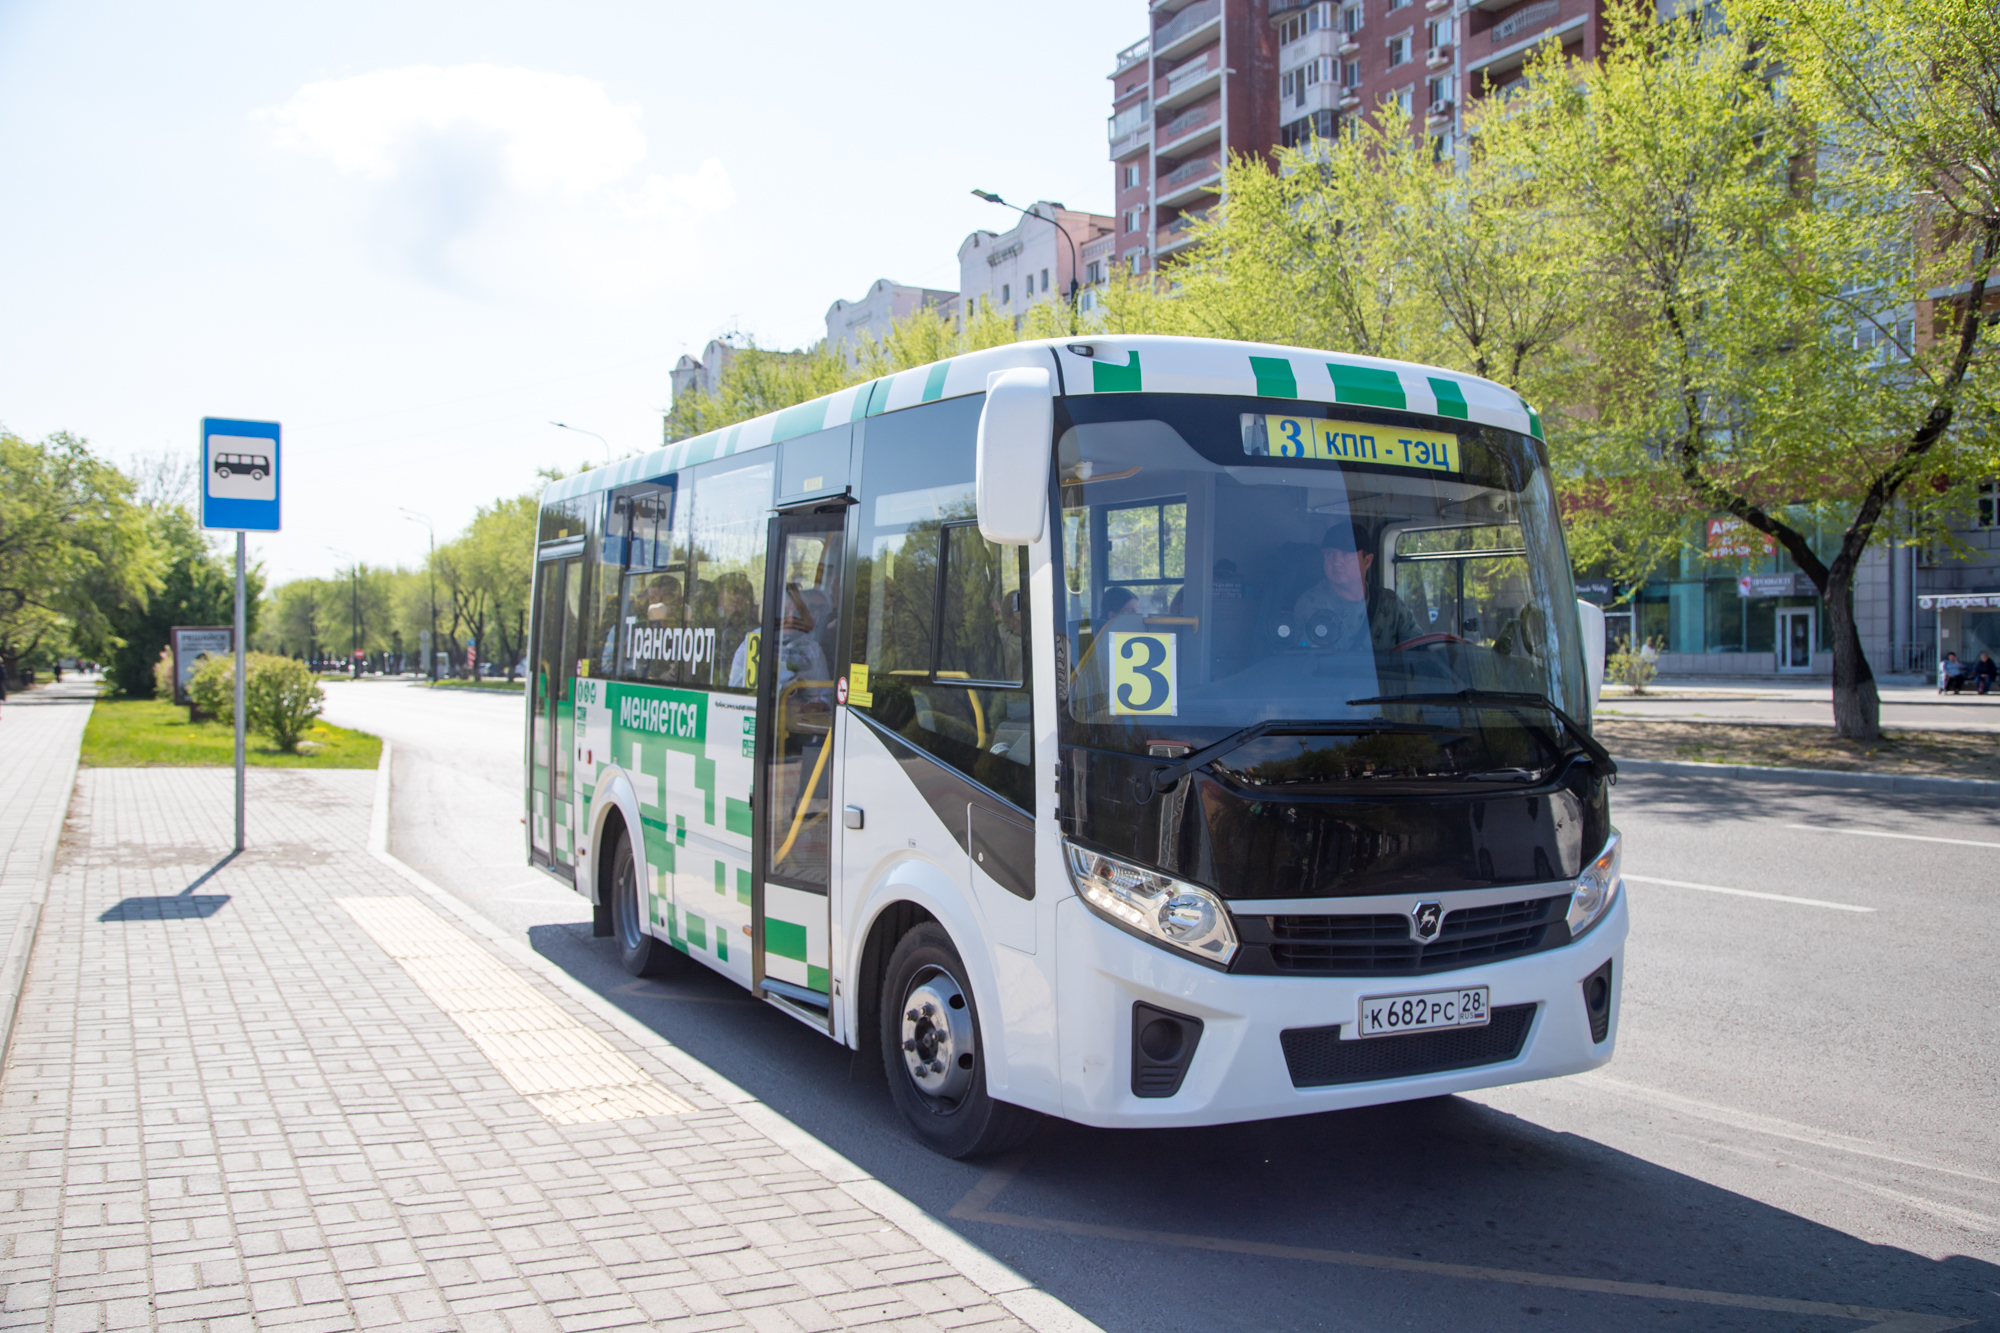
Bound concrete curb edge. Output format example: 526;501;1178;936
1613;756;2000;796
0;712;83;1066
366;742;1106;1333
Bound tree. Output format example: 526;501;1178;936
1485;3;1997;739
0;430;158;684
100;504;260;698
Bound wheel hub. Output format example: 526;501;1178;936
900;967;974;1104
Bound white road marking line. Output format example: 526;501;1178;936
1623;874;1874;912
339;895;694;1124
1783;824;2000;851
1580;1074;2000;1190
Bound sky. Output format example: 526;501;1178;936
0;1;1140;583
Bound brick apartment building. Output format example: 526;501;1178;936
1098;0;1606;287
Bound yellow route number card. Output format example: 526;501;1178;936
1255;414;1460;474
1108;631;1178;717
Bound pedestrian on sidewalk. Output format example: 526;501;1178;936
1973;651;1997;696
1941;652;1968;693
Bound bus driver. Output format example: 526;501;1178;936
1292;523;1418;652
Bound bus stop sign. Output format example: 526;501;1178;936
201;417;281;532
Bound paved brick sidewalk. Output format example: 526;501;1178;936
0;679;96;1054
0;766;1076;1333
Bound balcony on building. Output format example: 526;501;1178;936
1155;94;1222;156
1152;0;1222;65
1112;35;1152;77
1108;96;1154;162
1466;0;1584;90
1156;207;1213;257
1158;45;1223;112
1157;152;1223;207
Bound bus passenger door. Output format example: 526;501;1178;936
530;544;584;881
751;512;845;1017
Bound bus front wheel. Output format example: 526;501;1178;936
609;827;675;977
879;923;1039;1159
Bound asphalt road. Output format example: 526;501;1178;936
322;679;2000;1333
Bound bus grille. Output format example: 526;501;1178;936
1280;1004;1536;1088
1260;895;1567;976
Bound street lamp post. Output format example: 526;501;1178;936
327;546;360;678
972;190;1081;333
399;508;438;685
551;421;613;463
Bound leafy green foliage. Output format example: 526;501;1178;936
0;430;159;683
187;650;326;752
99;505;260;698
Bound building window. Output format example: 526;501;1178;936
1343;60;1361;88
1278;3;1335;44
1389;0;1410;8
1128;250;1147;273
1343;4;1364;34
1428;73;1453;107
1001;283;1011;304
1124;205;1146;234
1086;259;1106;284
1979;480;1998;528
1123;163;1140;189
1280;108;1338;148
1427;16;1452;48
1388;34;1410;66
1394;86;1413;115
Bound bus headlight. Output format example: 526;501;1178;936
1568;832;1621;939
1063;840;1238;967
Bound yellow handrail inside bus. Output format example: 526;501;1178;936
935;672;987;748
772;677;836;866
774;729;833;865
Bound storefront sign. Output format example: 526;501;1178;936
1737;573;1808;598
1917;592;2000;609
1705;516;1776;560
1575;578;1616;603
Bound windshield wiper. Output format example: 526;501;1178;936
1343;689;1618;780
1144;718;1459;794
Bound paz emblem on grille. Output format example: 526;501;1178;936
1411;901;1443;942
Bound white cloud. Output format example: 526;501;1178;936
258;64;733;299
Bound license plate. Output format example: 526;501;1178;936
1357;986;1489;1038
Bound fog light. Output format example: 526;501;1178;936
1581;958;1613;1044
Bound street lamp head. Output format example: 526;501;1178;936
971;189;1004;204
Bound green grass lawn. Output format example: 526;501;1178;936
430;678;526;693
81;697;382;768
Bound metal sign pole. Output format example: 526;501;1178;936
234;530;247;852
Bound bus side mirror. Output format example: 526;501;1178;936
976;368;1053;546
1576;599;1605;714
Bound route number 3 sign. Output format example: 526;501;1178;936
1108;631;1178;716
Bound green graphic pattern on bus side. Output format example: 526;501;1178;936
1248;355;1297;399
1328;362;1407;410
1092;350;1142;393
569;677;830;994
1428;376;1470;420
921;361;952;403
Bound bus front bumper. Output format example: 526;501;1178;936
1048;890;1627;1128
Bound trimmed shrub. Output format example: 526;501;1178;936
185;652;325;752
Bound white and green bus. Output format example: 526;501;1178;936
526;335;1624;1157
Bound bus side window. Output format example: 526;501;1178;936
851;396;1036;815
683;458;773;692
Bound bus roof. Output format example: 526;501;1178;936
540;335;1543;505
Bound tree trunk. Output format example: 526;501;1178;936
1822;562;1880;740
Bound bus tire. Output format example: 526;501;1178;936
609;827;675;977
880;923;1038;1159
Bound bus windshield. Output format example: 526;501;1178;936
1056;393;1588;784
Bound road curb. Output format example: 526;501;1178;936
1613;756;2000;797
0;722;82;1065
366;743;1105;1333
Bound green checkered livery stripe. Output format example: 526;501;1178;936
765;918;808;963
1328;363;1406;410
1428;376;1469;420
540;338;1540;509
725;797;752;836
1249;355;1297;399
736;869;752;904
1093;350;1142;393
